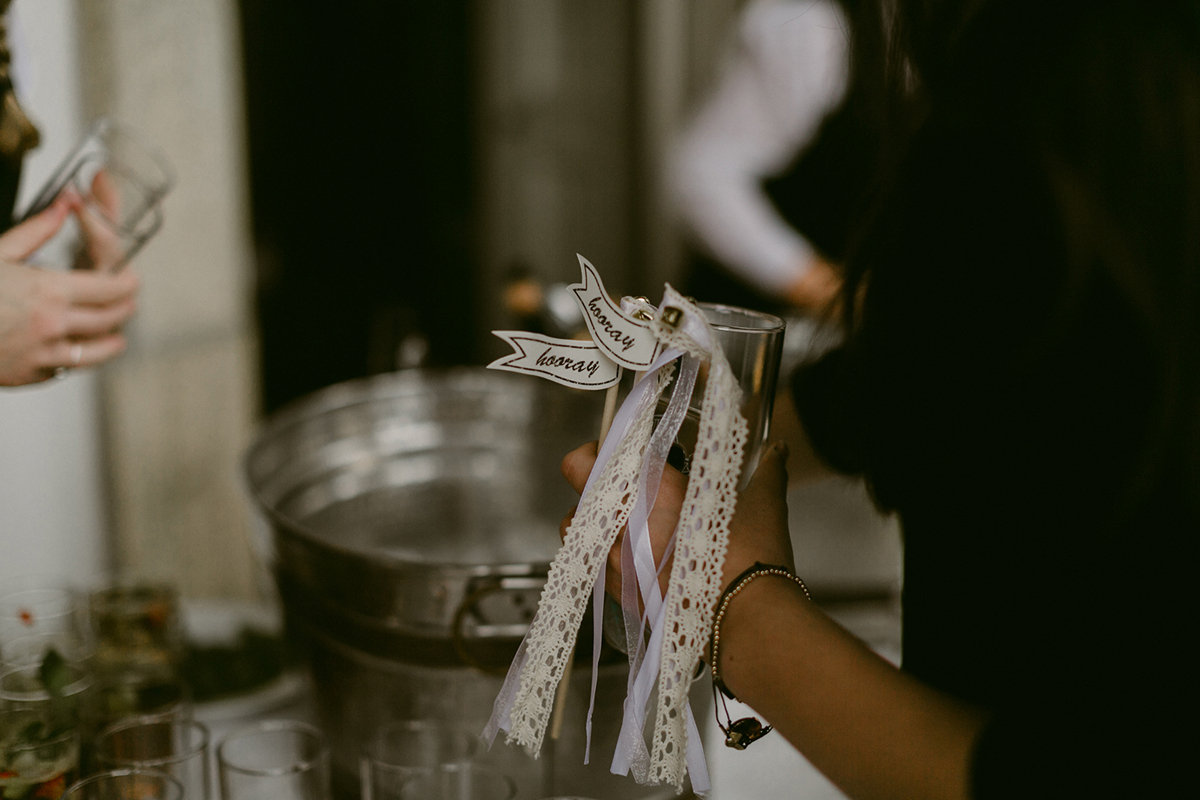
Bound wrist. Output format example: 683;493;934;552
707;563;811;750
710;562;810;696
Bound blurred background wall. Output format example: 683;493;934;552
1;0;260;599
2;0;893;604
0;0;105;583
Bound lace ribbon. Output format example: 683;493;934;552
484;354;675;754
486;287;746;795
644;289;748;789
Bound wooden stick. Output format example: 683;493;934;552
549;369;624;741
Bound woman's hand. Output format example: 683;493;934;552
785;256;842;312
559;439;797;609
0;196;140;386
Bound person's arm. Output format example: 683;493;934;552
561;441;987;800
0;195;139;385
670;0;849;308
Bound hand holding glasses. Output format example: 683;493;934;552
18;117;174;273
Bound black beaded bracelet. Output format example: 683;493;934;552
709;561;811;750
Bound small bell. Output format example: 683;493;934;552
723;716;773;750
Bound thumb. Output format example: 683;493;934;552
0;195;72;261
741;441;790;503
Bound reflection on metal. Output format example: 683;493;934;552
245;367;693;799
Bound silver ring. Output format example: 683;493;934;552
70;344;83;366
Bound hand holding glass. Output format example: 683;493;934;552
19;118;174;272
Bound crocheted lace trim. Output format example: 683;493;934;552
648;297;748;789
503;365;675;755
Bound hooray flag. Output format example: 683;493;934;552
488;331;621;390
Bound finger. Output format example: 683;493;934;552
73;200;128;272
561;441;599;494
63;298;138;337
559;506;578;542
60;267;139;305
38;334;127;371
606;530;627;602
91;168;122;220
0;195;72;261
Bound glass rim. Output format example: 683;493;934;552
0;708;80;752
86;117;176;193
63;768;183;798
695;302;786;333
399;762;516;798
0;573;76;595
364;719;481;769
96;715;210;768
77;197;164;241
0;661;92;701
217;719;328;777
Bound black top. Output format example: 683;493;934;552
794;1;1200;796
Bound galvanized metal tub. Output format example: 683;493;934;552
245;368;697;799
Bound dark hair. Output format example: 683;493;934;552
820;0;1200;517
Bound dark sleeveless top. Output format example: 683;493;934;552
793;1;1199;795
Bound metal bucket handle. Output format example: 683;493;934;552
451;576;544;675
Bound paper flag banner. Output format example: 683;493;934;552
569;255;660;370
488;331;621;389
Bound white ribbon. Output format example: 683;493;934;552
486;284;742;796
484;348;675;754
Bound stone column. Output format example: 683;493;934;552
76;0;262;599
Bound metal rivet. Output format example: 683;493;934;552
661;307;683;328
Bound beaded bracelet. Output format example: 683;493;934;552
709;561;811;750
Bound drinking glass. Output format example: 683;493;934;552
604;302;785;654
218;720;329;800
360;720;480;800
1;707;81;799
18;118;174;272
95;716;210;800
668;302;785;487
0;580;93;669
397;763;515;800
88;583;184;677
63;768;183;800
0;662;91;717
81;669;193;773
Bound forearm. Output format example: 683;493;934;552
719;577;987;800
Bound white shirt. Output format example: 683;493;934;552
670;0;850;295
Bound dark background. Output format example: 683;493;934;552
239;0;478;413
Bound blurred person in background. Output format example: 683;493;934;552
566;0;1200;796
670;0;889;315
0;0;138;386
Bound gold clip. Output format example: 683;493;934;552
661;306;683;329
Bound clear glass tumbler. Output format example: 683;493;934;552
0;579;93;669
670;302;786;487
360;720;480;800
1;707;81;799
218;720;329;800
63;768;183;800
88;582;185;678
0;662;91;718
397;763;515;800
18;118;174;272
95;716;210;800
